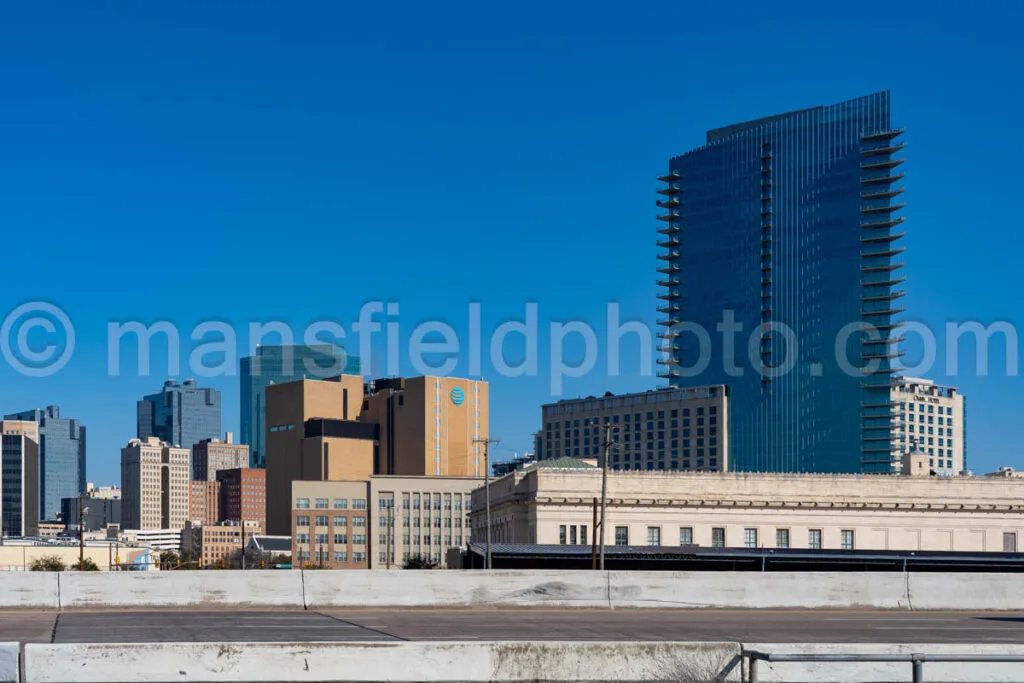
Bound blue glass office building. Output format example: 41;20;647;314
137;379;222;452
4;406;86;520
240;345;361;468
658;92;905;473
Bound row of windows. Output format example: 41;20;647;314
901;404;954;415
296;550;367;563
546;406;717;430
295;497;367;510
297;533;367;546
296;515;366;527
611;525;850;550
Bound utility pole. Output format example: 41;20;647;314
474;437;500;569
591;497;598;570
599;423;611;570
240;521;246;570
78;494;85;570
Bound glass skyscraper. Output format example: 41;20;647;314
658;91;905;473
137;379;222;453
240;344;361;468
4;406;86;520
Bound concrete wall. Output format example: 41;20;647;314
3;570;1024;611
745;643;1024;682
0;643;15;683
22;641;741;682
58;571;304;609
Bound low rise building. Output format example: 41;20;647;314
182;520;261;567
472;461;1024;553
86;483;121;499
60;496;121;532
290;476;478;569
539;386;728;472
122;527;183;552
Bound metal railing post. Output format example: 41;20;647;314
748;656;758;683
912;654;924;683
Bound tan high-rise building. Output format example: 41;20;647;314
891;377;966;475
189;480;221;526
192;432;250;482
265;375;371;535
1;420;40;537
121;437;190;531
361;376;489;477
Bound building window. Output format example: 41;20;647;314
353;552;366;563
333;499;348;509
679;527;693;545
333;551;347;563
353;499;367;510
333;516;346;527
1004;532;1018;553
580;525;588;545
569;526;578;545
647;527;661;546
353;534;366;545
776;529;790;549
559;525;567;545
315;498;329;509
315;515;329;527
614;526;629;546
840;529;855;550
296;515;310;527
296;498;310;509
353;517;366;527
334;533;347;545
809;529;823;550
314;533;329;545
744;528;758;548
711;527;725;548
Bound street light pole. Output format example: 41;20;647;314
474;437;500;569
599;423;611;570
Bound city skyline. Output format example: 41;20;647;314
0;4;1021;484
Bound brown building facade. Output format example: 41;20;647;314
216;467;267;534
189;480;221;526
362;376;489;477
265;375;370;535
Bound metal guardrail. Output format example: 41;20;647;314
744;651;1024;683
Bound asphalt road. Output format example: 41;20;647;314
1;609;1022;644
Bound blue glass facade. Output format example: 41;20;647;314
4;406;86;520
239;345;361;468
137;379;222;452
658;92;905;473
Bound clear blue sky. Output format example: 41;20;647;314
1;1;1021;484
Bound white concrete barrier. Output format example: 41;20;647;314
745;643;1024;682
23;641;742;682
303;570;611;608
909;573;1024;610
0;573;58;609
0;643;17;683
609;571;910;609
58;571;304;608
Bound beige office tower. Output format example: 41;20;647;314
264;375;371;535
121;437;190;530
891;378;966;474
361;376;489;477
192;432;250;481
1;420;40;537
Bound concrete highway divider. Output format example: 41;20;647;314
0;643;16;683
302;569;611;608
907;573;1024;610
0;573;58;610
743;643;1024;682
608;571;910;609
3;570;1024;610
21;641;743;682
58;570;305;609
